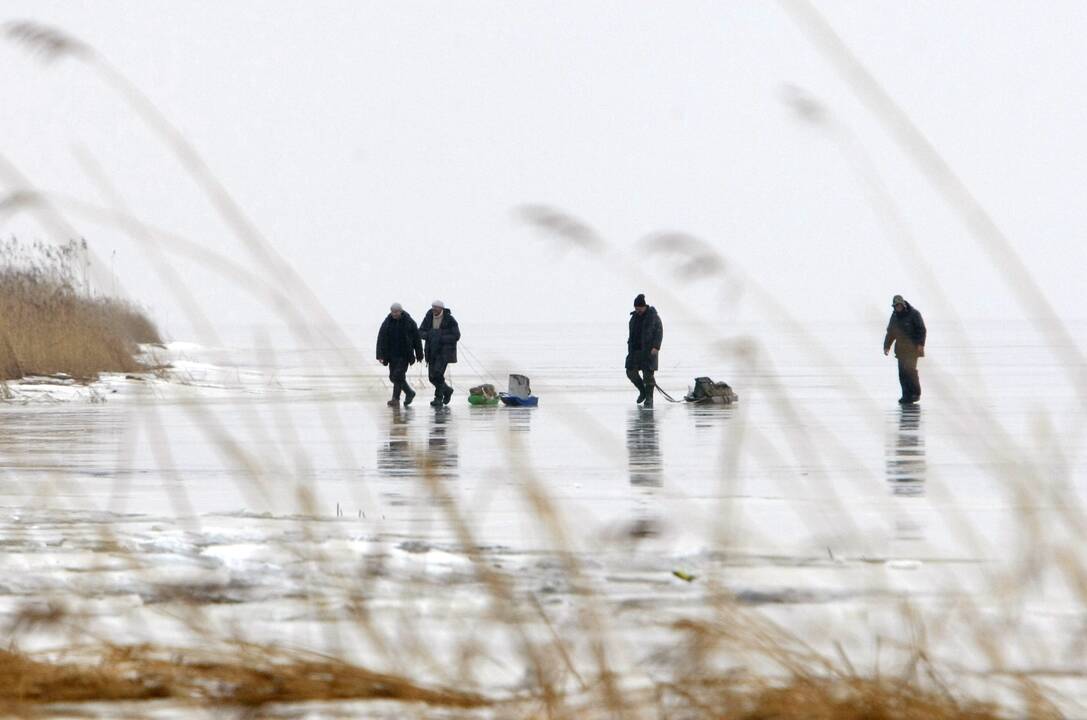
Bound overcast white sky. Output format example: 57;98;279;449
1;1;1084;342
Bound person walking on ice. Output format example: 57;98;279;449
376;302;423;407
883;294;926;404
626;293;663;409
420;300;461;408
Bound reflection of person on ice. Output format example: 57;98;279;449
419;300;461;408
883;294;926;404
376;302;423;407
626;293;663;409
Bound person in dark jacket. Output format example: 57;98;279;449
626;293;664;409
376;302;423;407
419;300;461;407
883;294;927;404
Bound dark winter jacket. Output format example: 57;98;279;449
883;302;926;358
419;308;461;363
376;312;423;363
626;306;663;371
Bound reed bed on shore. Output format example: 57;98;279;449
0;238;160;381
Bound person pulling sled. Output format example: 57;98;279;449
626;293;663;409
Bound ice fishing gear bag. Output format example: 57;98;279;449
507;374;531;398
469;383;497;398
684;377;738;404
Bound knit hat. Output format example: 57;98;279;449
432;300;445;310
633;293;647;308
390;302;403;312
891;294;905;307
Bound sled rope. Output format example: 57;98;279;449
459;343;502;387
654;384;683;403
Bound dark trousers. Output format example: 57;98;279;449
428;357;450;398
897;354;921;401
626;368;655;395
388;357;410;399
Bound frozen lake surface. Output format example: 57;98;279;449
1;319;1086;714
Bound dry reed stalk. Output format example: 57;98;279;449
0;645;490;709
658;674;1006;720
0;648;168;704
0;642;1037;718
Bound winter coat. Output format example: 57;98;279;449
883;302;926;358
419;308;461;363
626;306;663;371
376;312;423;363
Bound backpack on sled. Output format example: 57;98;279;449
684;377;739;404
468;383;499;406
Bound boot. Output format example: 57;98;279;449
403;388;416;406
387;398;399;407
442;386;454;405
627;369;646;404
642;393;654;409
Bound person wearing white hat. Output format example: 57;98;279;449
376;302;423;407
418;300;461;407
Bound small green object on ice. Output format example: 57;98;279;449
672;569;696;582
468;383;500;405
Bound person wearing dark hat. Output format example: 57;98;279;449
883;294;926;404
419;300;461;407
626;293;664;409
376;302;424;407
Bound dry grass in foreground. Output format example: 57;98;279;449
0;238;160;381
0;645;488;710
660;676;1009;720
0;644;1024;718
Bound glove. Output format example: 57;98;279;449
416;353;424;363
378;358;388;366
408;357;416;366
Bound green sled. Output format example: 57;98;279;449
468;394;500;406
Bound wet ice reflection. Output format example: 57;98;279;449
377;407;414;478
426;408;458;478
506;407;533;434
0;406;126;471
886;405;926;496
627;409;662;488
626;409;662;540
686;401;737;431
